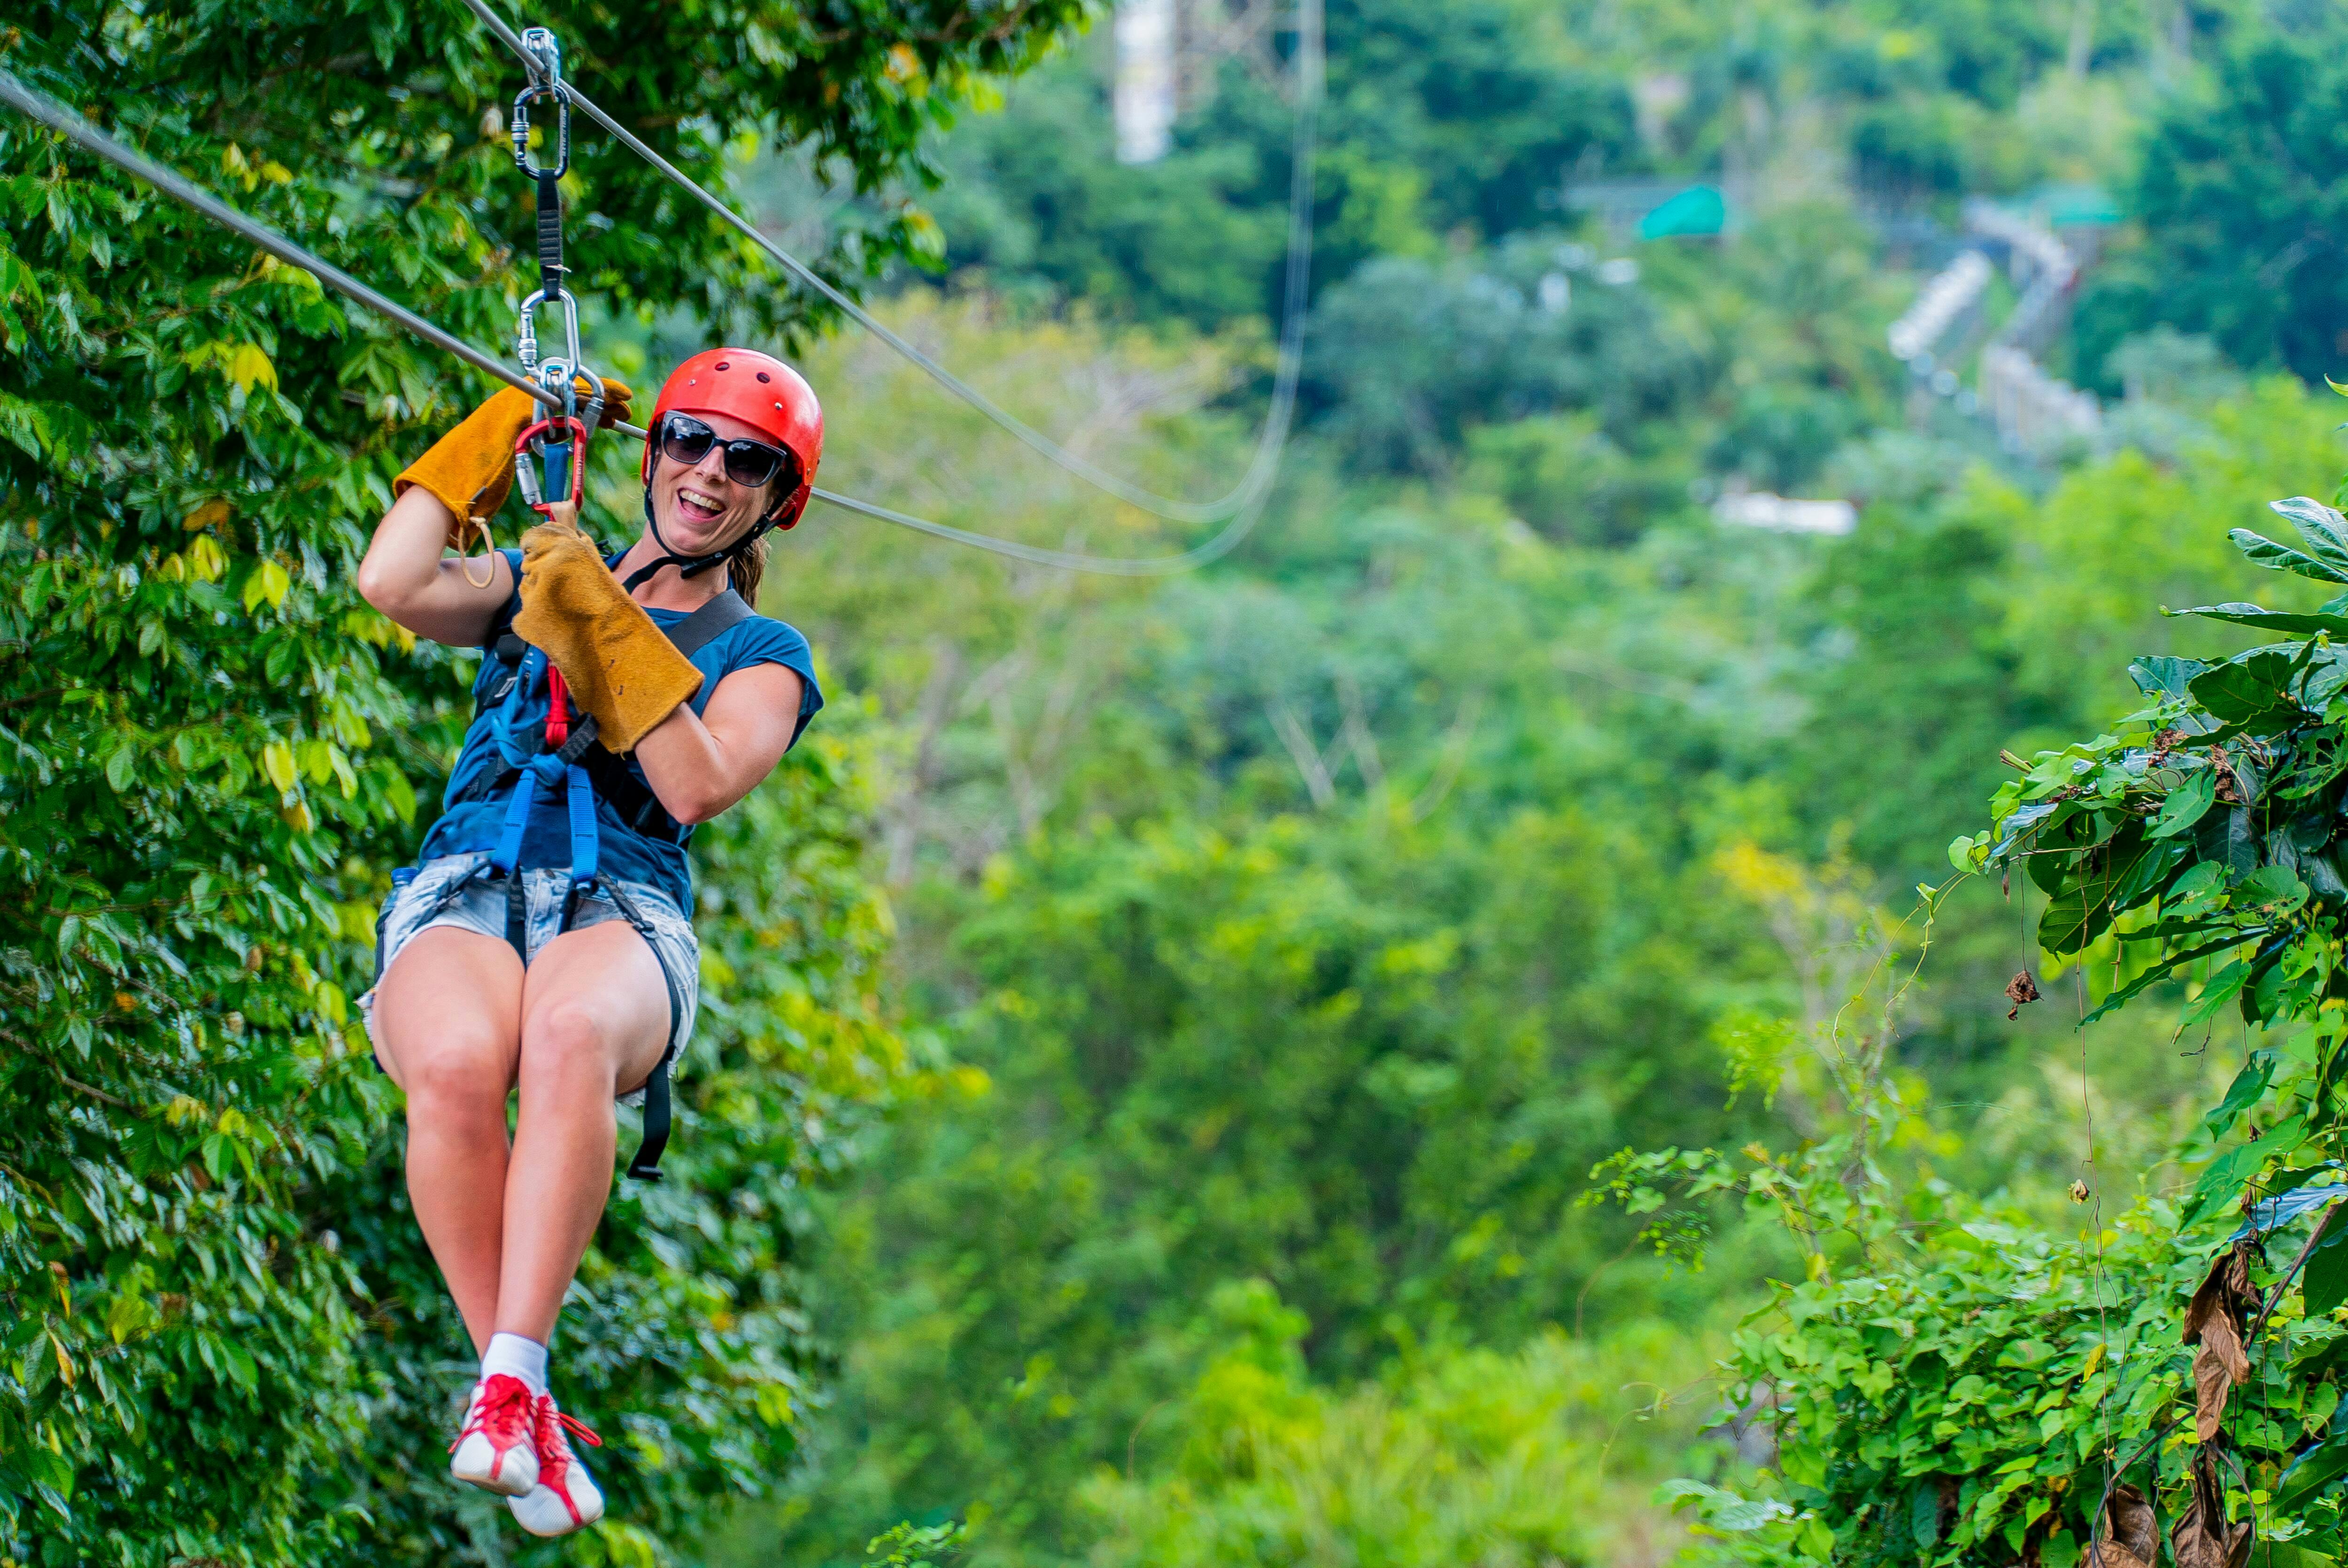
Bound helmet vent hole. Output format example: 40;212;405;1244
715;361;731;370
756;371;771;383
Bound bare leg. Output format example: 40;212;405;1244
371;928;525;1356
493;919;671;1345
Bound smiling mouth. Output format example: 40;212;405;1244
677;487;725;523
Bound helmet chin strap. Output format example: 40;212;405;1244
620;485;775;595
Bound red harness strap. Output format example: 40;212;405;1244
545;667;572;747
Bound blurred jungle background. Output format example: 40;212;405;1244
8;0;2348;1562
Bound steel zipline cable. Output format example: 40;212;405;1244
0;52;1307;576
456;0;1320;532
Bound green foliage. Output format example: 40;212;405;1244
1079;1280;1708;1568
2077;7;2348;387
928;0;1632;328
0;0;1079;1559
865;1519;969;1568
1640;475;2348;1566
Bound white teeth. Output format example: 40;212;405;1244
680;489;721;513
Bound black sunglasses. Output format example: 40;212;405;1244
657;412;798;491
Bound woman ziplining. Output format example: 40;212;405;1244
354;347;824;1536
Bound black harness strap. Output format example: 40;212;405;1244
536;172;565;302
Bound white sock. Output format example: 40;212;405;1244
480;1332;549;1397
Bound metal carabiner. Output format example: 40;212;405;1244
510;25;570;184
510;82;570;179
514;285;583;377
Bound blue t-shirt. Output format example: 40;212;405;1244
414;548;823;908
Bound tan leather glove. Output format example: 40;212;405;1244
395;377;635;549
511;514;704;754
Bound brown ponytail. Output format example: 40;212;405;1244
727;535;769;607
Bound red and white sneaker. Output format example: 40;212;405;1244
508;1394;605;1537
448;1373;540;1497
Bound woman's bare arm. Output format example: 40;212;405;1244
630;663;804;825
356;487;513;646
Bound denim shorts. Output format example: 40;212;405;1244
360;851;700;1105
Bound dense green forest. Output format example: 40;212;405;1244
12;0;2348;1563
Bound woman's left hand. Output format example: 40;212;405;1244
512;515;706;754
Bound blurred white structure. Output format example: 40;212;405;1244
1884;200;2104;461
1113;0;1280;165
1886;250;1991;363
1715;492;1858;535
1979;345;2101;457
1115;0;1178;164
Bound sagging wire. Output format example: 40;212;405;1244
456;0;1321;533
0;65;1285;577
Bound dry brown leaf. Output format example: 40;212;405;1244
2193;1311;2250;1440
2006;969;2041;1020
2184;1242;2256;1344
2171;1452;2253;1568
2096;1483;2158;1568
2183;1243;2257;1439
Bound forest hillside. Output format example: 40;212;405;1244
9;0;2348;1565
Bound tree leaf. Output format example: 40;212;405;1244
2305;1204;2348;1317
2130;654;2211;698
2230;526;2348;583
2148;768;2217;838
2171;601;2348;638
2190;647;2305;723
2274;495;2348;571
2104;1484;2158;1568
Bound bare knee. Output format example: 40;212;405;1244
402;1032;513;1124
519;1002;623;1094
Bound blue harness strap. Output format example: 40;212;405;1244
487;646;601;921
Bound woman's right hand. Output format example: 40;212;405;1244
356;379;634;647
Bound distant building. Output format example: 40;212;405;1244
1564;180;1734;240
1113;0;1279;165
1715;492;1858;536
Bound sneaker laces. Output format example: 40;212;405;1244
531;1394;603;1519
450;1373;536;1456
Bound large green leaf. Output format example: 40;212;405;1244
2231;526;2348;583
2194;804;2261;876
2204;1047;2278;1138
2305;1205;2348;1317
2173;601;2348;638
2189;646;2304;724
2130;653;2211;699
2178;958;2252;1030
2279;1431;2348;1511
2147;768;2217;838
2274;495;2348;572
2182;1114;2307;1225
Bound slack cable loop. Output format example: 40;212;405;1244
457;0;1322;532
0;66;1264;576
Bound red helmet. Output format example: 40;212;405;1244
641;347;823;530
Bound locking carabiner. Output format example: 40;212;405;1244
515;285;584;377
509;27;571;181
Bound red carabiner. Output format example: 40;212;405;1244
512;415;591;517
